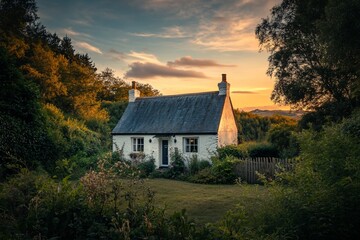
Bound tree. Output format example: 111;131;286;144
97;68;129;102
0;0;38;37
0;47;57;177
256;0;360;113
21;43;68;101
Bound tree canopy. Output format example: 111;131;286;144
0;0;160;177
256;0;360;114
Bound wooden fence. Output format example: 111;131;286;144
234;157;296;184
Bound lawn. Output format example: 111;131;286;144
143;179;268;224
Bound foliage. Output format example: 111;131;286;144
267;118;360;239
187;154;200;175
0;157;202;239
211;156;240;184
101;100;128;130
234;110;297;143
169;148;186;178
186;155;213;177
0;0;161;179
0;47;57;178
138;156;156;177
188;167;218;184
234;110;271;142
299;101;355;131
96;68;130;102
198;159;211;170
212;114;360;239
43;103;105;174
217;145;247;159
190;156;240;184
268;124;299;158
96;68;160;102
217;142;281;160
256;0;360;119
246;142;279;158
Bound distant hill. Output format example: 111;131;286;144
249;109;306;119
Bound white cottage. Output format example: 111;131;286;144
112;74;238;168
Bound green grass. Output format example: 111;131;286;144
143;179;268;224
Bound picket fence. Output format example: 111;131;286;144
234;157;296;184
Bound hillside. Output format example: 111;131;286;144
250;109;306;119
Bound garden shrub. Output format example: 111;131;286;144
149;168;171;179
198;160;211;171
188;154;199;174
169;148;186;178
129;151;146;164
212;156;240;184
247;142;279;158
138;156;156;177
217;145;247;160
188;167;218;184
189;156;239;184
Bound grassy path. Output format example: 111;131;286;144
143;179;268;224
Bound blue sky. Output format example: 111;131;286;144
37;0;285;110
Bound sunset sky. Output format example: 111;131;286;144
36;0;285;110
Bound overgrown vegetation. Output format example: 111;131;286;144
1;0;360;239
0;157;201;239
0;0;159;180
210;112;360;239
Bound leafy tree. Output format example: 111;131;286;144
268;124;299;158
0;47;56;177
59;36;75;61
137;82;160;97
0;0;38;37
21;43;68;101
256;0;360;116
97;68;129;102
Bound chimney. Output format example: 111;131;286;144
218;74;230;96
129;81;140;102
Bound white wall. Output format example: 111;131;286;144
217;96;238;146
112;134;217;168
170;134;218;163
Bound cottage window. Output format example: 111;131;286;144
184;138;198;153
132;137;144;152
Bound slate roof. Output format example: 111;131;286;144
112;91;226;135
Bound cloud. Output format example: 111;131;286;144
130;0;281;51
192;11;262;51
71;19;91;26
62;28;91;38
131;26;189;39
167;56;236;68
108;49;126;60
125;62;207;79
127;51;162;64
106;50;161;64
179;0;281;51
74;41;102;54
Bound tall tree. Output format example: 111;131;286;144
0;47;56;177
256;0;360;113
0;0;38;37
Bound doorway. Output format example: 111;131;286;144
161;140;169;166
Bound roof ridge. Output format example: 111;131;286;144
137;91;219;100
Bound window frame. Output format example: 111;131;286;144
183;137;199;153
132;137;144;152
